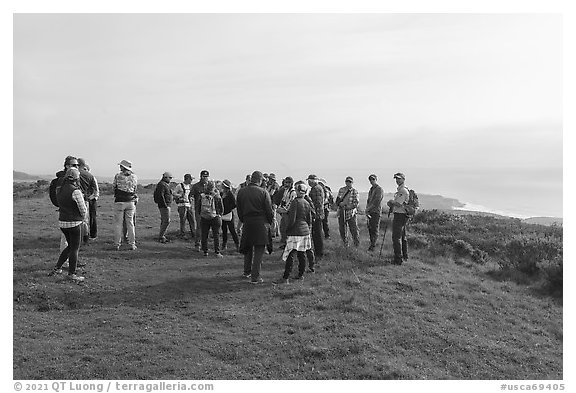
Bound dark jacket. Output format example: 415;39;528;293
286;196;312;236
309;183;325;220
155;179;173;208
222;191;237;216
366;184;384;215
236;183;274;224
78;170;97;200
57;181;83;222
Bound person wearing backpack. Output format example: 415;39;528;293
48;167;87;282
335;176;360;247
307;174;325;259
50;156;81;261
199;181;224;257
154;172;174;244
318;180;333;240
273;176;296;250
173;174;196;239
366;174;384;252
220;179;240;252
386;172;409;265
113;160;138;251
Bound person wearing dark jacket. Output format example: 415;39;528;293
220;179;239;251
200;181;224;257
48;167;87;282
77;158;99;242
190;170;210;251
155;172;174;243
236;171;274;284
307;174;325;259
54;156;80;257
366;174;384;251
274;183;315;284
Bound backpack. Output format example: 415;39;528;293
49;177;60;207
200;193;217;219
175;183;188;204
153;183;163;204
404;188;420;216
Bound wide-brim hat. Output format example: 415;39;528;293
118;160;133;170
222;179;232;189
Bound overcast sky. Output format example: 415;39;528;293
13;13;562;191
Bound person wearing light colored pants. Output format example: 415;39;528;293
114;201;136;248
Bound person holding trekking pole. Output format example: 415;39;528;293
387;172;409;265
335;176;360;247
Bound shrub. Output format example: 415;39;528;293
453;240;474;258
501;235;563;275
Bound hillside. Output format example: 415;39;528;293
12;195;562;380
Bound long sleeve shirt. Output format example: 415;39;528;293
392;185;409;214
366;184;384;215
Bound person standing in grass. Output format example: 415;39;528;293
49;167;87;282
113;160;138;251
220;179;240;252
366;174;384;252
154;172;174;243
274;183;315;284
236;171;274;284
318;179;334;240
387;172;409;265
77;158;99;243
173;173;196;239
191;170;211;252
335;176;360;247
199;181;224;257
307;174;325;259
273;176;296;250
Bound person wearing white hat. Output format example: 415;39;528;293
112;160;138;250
173;174;196;239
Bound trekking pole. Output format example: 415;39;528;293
378;209;392;259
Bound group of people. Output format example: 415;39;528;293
48;156;413;284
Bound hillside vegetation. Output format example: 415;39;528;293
12;193;562;380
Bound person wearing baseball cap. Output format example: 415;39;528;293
113;159;138;251
154;172;174;243
48;166;87;282
366;174;384;251
335;176;360;247
190;170;211;251
387;172;409;264
221;179;240;252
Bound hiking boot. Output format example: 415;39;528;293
115;245;121;251
222;244;228;251
250;277;264;285
68;274;85;282
203;251;209;257
48;268;62;276
159;237;169;244
403;255;409;261
62;262;69;269
194;245;201;252
242;273;251;279
272;278;289;285
215;252;224;258
307;268;315;274
130;245;138;251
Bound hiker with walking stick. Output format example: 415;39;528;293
335;176;360;247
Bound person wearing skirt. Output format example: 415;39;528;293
275;182;315;284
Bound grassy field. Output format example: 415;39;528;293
13;194;562;380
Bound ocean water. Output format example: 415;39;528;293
409;167;563;219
